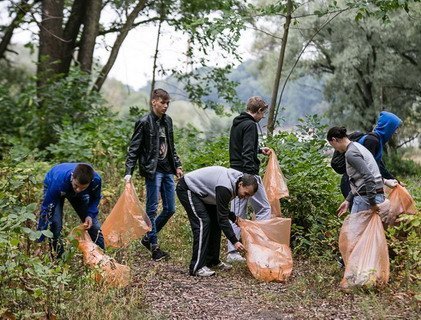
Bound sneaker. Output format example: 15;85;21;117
226;251;246;262
194;266;216;277
213;261;232;271
152;248;169;261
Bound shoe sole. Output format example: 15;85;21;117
153;255;169;262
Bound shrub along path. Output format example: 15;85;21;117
128;250;418;320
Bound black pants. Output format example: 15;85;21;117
340;174;353;212
176;178;221;275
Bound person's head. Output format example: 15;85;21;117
71;164;94;193
374;111;402;143
151;88;170;118
236;174;258;199
326;126;351;153
246;96;269;122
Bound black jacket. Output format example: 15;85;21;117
125;112;181;179
229;112;260;175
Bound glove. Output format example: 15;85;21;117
384;179;398;188
124;175;132;183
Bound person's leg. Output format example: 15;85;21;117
49;197;65;258
227;197;248;253
144;172;163;248
68;194;105;250
205;205;221;267
155;172;176;233
176;185;211;275
249;175;271;220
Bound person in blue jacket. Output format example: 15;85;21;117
37;163;104;258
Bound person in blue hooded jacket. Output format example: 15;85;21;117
37;163;104;258
331;111;402;199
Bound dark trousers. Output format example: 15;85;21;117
176;179;221;275
340;174;353;211
50;195;105;258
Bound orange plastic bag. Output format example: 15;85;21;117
239;218;292;282
339;201;390;288
386;185;417;225
102;182;151;248
263;151;289;217
73;226;131;288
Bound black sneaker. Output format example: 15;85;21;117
141;236;151;251
152;248;170;261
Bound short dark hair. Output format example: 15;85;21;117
73;164;94;185
237;173;258;193
152;88;170;101
326;126;348;141
246;96;269;113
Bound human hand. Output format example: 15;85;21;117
234;242;246;254
371;204;380;215
124;175;132;183
84;216;93;229
176;167;183;179
336;200;349;217
384;179;398;188
261;147;272;156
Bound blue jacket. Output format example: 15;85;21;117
37;163;102;237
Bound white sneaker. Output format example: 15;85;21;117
214;261;232;271
195;266;216;277
226;252;246;262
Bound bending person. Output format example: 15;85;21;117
176;166;257;277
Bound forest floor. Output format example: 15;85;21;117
124;247;419;320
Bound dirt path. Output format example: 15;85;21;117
126;254;418;320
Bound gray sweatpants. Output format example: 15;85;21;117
227;175;271;253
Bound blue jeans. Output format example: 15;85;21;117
50;194;105;257
145;171;176;246
351;194;385;214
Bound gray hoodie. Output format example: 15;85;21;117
345;142;383;205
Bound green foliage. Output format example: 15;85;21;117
384;153;421;177
265;115;342;256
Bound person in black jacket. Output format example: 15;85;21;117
331;111;402;199
124;88;183;261
227;96;272;262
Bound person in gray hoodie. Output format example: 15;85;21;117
176;166;258;277
327;127;386;216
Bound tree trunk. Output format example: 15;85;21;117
0;0;40;59
60;0;86;74
37;0;65;90
267;0;293;136
93;0;148;92
78;0;102;73
150;17;163;107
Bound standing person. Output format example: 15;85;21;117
37;163;104;258
124;88;183;261
227;96;272;262
327;127;386;216
176;166;257;276
331;111;402;199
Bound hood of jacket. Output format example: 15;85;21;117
374;111;402;144
232;112;256;127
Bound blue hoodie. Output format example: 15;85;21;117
37;163;102;240
359;111;402;160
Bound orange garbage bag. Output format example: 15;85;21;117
339;200;390;288
73;226;131;288
263;151;289;217
102;182;151;248
386;185;417;225
239;218;292;282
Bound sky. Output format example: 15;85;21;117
3;3;254;91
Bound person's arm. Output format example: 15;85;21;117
38;181;61;231
347;150;377;205
125;119;144;176
241;123;258;174
86;178;101;219
364;134;397;180
215;186;239;245
377;159;396;180
168;118;183;177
